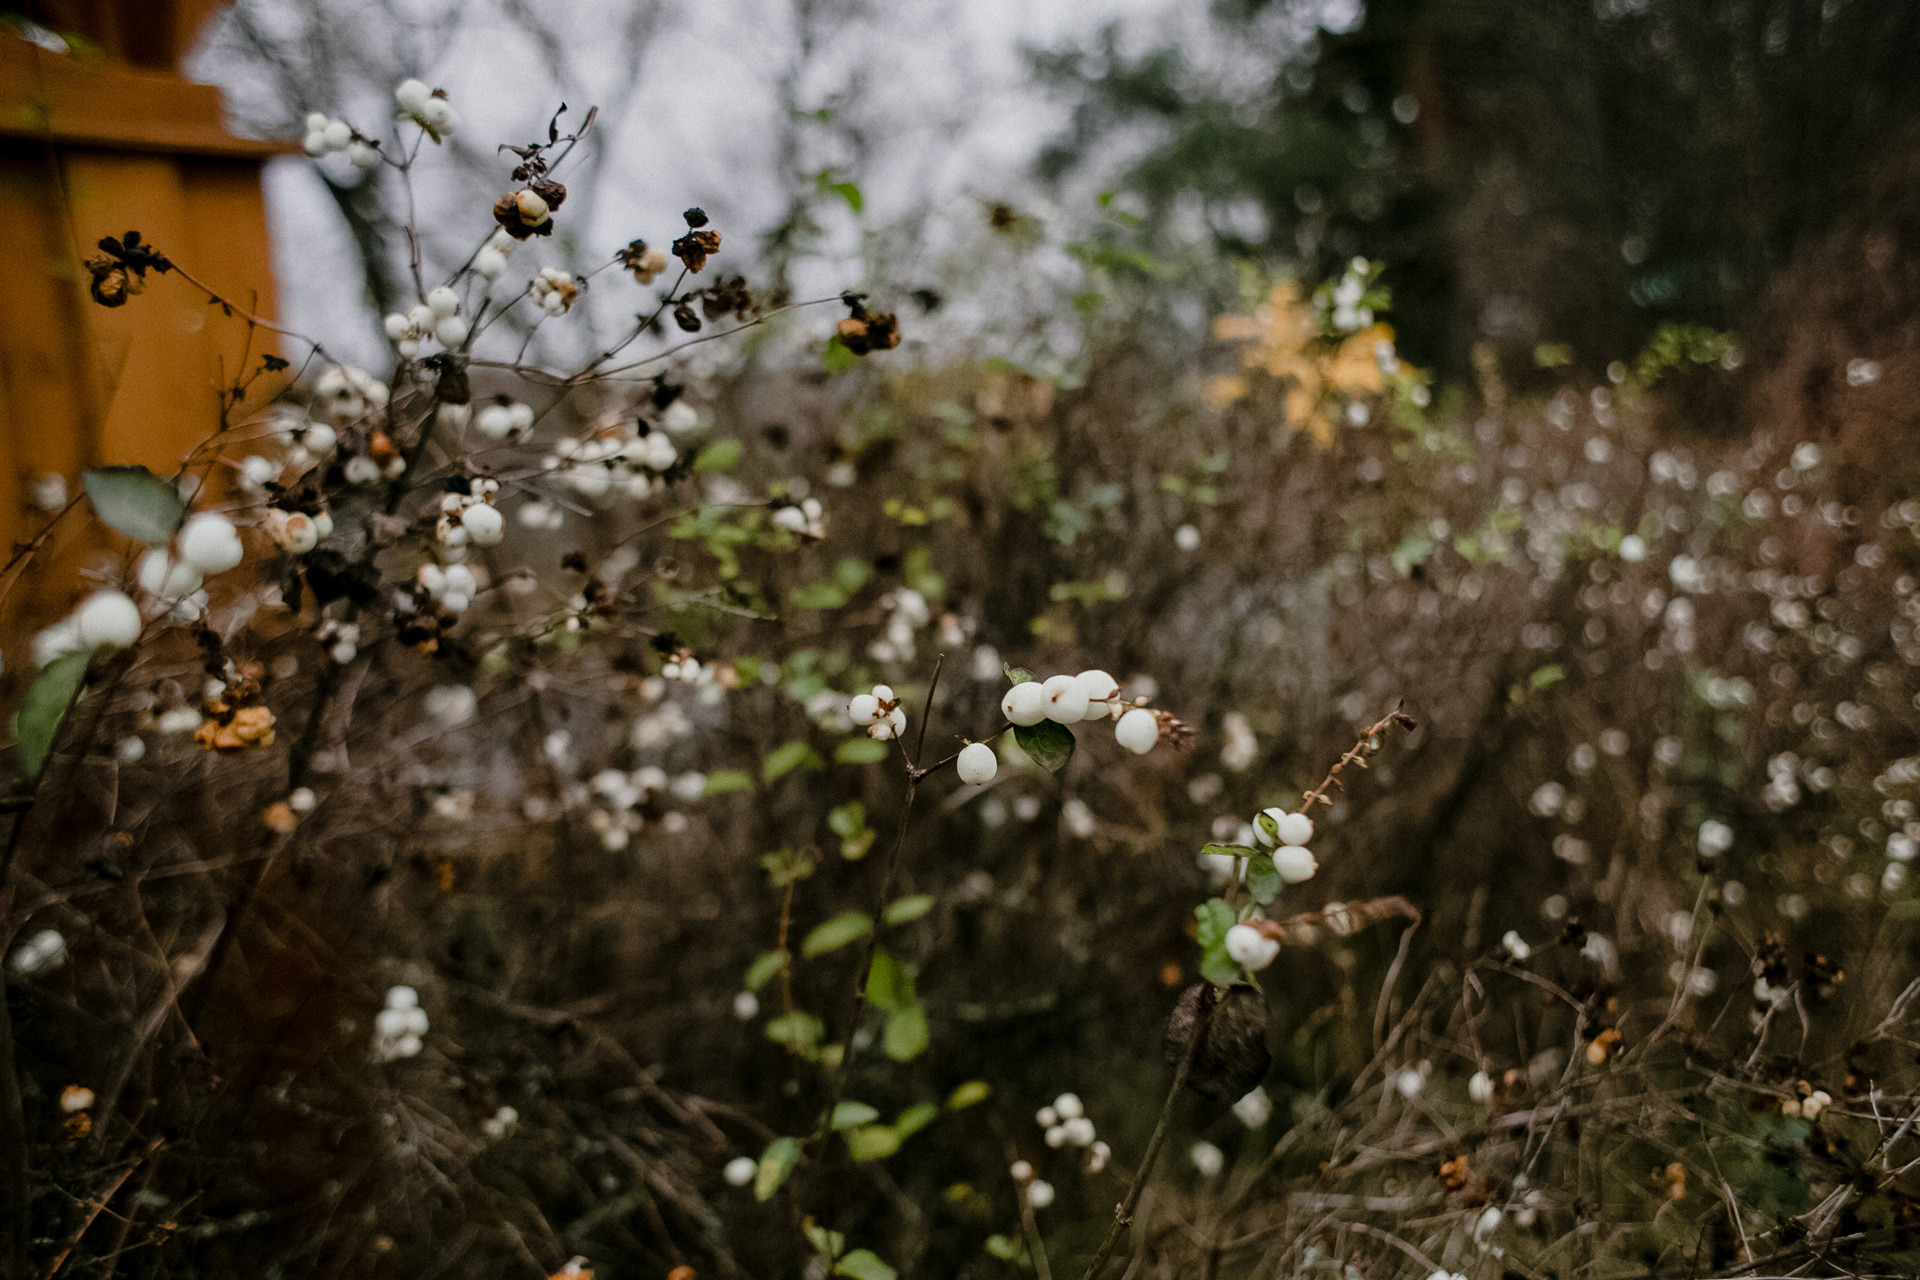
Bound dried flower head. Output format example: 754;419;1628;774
85;230;172;307
671;219;721;273
493;188;556;240
618;239;670;284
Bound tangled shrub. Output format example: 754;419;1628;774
6;64;1920;1280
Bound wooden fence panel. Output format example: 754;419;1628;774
0;22;282;632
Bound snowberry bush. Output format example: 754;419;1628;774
7;63;1920;1280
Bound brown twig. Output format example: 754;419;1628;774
1077;986;1216;1280
38;1137;161;1280
1298;702;1417;812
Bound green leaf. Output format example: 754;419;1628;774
892;1101;938;1139
947;1080;991;1109
882;894;933;926
765;1012;824;1054
837;736;887;767
883;1002;929;1061
1390;532;1435;576
744;950;787;993
805;1222;846;1261
755;1136;801;1201
839;829;877;861
831;181;864;214
985;1235;1022;1262
83;465;183;543
703;769;754;795
803;910;873;958
763;739;824;784
903;546;944;599
828;800;866;838
1201;843;1256;860
844;1127;901;1162
790;582;850;610
1086;245;1176;279
866;951;915;1012
1529;664;1566;691
834;557;873;593
1246;854;1281;906
1195;898;1234;951
832;1101;880;1130
834;1251;897;1280
835;737;889;764
1012;720;1076;773
822;334;858;375
1195;898;1241;987
1201;947;1242;988
693;438;742;471
1002;663;1031;685
13;650;89;779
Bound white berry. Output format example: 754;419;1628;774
179;513;244;574
394;79;431;113
136;549;202;600
1224;923;1279;970
1272;845;1317;883
1042;673;1089;724
76;590;142;649
1274;810;1314;846
475;403;515;439
1115;707;1158;754
1073;669;1119;715
663;400;699;435
956;741;997;785
461;504;504;546
1002;680;1048;726
848;694;879;725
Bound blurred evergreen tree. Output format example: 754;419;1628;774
1035;0;1920;379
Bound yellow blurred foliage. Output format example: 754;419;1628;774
1207;282;1405;445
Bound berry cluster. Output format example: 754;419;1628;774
530;267;579;316
545;425;678;501
414;562;482;616
35;511;250;667
383;286;469;357
474;228;516;280
393;79;458;140
372;985;428;1062
1000;670;1164;755
769;497;826;539
1035;1092;1111;1171
849;685;907;741
434;481;505;548
301;112;379;169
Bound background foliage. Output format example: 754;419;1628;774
5;1;1920;1278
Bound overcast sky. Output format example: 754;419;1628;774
193;0;1197;369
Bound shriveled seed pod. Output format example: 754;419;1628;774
1164;982;1271;1102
